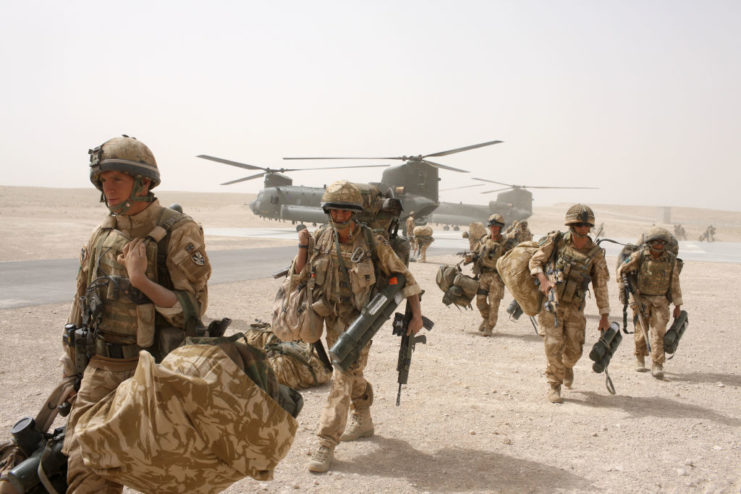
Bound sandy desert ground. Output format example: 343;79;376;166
1;186;740;493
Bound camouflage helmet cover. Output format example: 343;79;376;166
645;226;672;244
487;213;505;227
320;180;364;213
564;203;595;226
89;135;160;190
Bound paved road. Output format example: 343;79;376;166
2;227;738;309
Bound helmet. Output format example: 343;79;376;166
645;226;672;244
89;135;160;191
564;204;595;226
320;181;364;213
487;213;505;227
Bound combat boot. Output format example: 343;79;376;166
340;408;374;441
635;355;647;372
308;445;335;473
548;384;563;404
478;321;487;333
651;362;664;379
564;367;574;388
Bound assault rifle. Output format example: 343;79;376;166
392;299;434;406
456;250;478;265
621;273;651;353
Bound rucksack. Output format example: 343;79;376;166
496;240;544;316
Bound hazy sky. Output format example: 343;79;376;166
1;0;740;211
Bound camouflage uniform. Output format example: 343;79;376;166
291;223;421;449
405;215;416;254
505;220;533;243
618;246;682;366
529;232;610;387
62;200;211;493
473;232;513;334
413;226;434;262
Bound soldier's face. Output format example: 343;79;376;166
489;225;501;236
329;208;353;226
572;223;591;237
100;171;135;207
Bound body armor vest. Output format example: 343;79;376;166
476;235;506;274
85;227;158;346
311;226;377;315
551;237;601;305
636;248;675;296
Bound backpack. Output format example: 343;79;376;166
436;264;479;308
271;272;324;344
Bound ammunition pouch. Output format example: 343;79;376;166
663;310;688;354
589;322;622;373
330;275;406;370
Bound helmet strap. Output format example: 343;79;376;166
104;176;154;215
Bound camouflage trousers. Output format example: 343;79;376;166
416;238;433;262
318;317;373;448
633;295;670;365
63;359;136;494
537;302;586;386
476;271;505;330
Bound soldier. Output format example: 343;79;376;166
405;211;417;256
673;223;687;241
529;204;610;404
291;181;424;473
504;219;533;243
617;227;683;378
470;214;514;336
413;224;435;262
61;135;212;492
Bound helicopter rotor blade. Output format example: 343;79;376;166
197;155;268;172
283;156;404;161
440;183;486;191
472;177;512;187
481;187;515;194
516;185;600;190
282;164;390;171
220;172;266;186
424;140;503;158
421;159;468;173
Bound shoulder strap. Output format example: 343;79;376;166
148;207;189;289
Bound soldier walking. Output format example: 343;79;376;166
529;204;610;403
617;227;683;378
469;214;514;336
290;181;424;473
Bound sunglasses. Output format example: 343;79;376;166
573;222;592;228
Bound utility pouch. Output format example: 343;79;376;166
73;328;92;374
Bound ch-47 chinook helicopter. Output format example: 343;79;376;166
197;140;502;226
431;177;599;227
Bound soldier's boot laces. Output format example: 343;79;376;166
548;384;563;404
564;367;574;388
340;408;374;441
651;362;664;379
308;445;334;473
635;355;648;372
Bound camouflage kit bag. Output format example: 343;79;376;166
271;275;324;343
75;338;301;493
436;264;478;308
245;325;331;390
496;240;543;316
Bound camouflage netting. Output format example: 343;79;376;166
496;240;543;316
75;344;299;493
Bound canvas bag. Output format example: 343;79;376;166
496;240;543;316
271;275;324;344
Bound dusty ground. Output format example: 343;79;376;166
1;186;740;493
